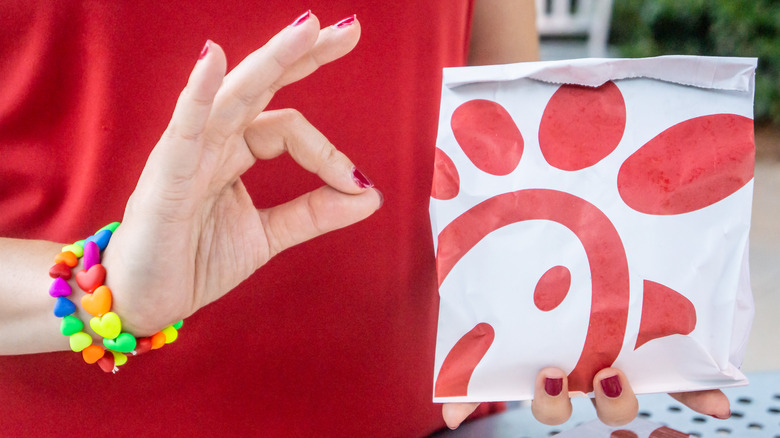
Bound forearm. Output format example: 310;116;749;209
469;0;540;66
0;237;83;354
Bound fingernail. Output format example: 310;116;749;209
375;189;384;209
198;40;211;60
292;10;311;27
711;410;731;420
544;377;563;397
600;375;622;398
352;167;374;189
335;15;356;28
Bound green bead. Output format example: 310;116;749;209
98;222;121;233
104;332;137;353
60;315;84;336
173;320;184;330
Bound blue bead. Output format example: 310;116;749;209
85;229;112;251
53;297;76;317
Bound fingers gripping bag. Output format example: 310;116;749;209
430;56;757;402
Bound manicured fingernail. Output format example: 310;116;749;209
292;10;311;26
711;411;731;420
352;167;374;189
600;375;622;398
545;377;563;397
335;15;356;28
198;40;211;60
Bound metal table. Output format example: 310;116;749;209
431;371;780;437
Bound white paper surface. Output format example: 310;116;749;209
431;56;756;402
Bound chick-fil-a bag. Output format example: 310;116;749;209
430;56;756;402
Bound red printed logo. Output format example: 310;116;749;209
432;82;754;397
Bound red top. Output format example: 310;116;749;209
0;1;502;436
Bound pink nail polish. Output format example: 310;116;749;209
352;167;374;189
335;15;356;28
198;40;211;60
600;375;622;398
544;378;563;397
292;10;311;27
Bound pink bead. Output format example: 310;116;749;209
48;277;72;297
82;241;100;270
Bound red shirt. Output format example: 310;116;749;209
0;1;501;436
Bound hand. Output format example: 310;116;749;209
442;367;731;428
101;12;381;336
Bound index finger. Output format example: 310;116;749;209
207;11;322;143
208;13;361;144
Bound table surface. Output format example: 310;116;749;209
430;371;780;437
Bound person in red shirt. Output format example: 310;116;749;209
0;2;728;436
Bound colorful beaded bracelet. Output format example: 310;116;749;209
48;222;183;373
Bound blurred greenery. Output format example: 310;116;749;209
610;0;780;125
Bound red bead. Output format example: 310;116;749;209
48;262;72;280
97;353;116;373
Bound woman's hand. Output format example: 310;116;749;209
101;12;381;336
442;367;731;429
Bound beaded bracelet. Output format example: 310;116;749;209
48;222;183;373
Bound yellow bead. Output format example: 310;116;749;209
90;312;122;340
161;325;178;344
69;332;92;352
62;244;84;258
111;350;128;366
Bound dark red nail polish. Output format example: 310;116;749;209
600;375;622;398
544;378;563;397
198;40;210;60
335;15;356;28
292;10;311;27
352;167;374;189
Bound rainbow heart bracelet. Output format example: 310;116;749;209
48;222;183;372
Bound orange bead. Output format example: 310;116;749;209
82;344;105;364
81;285;112;317
150;332;166;349
54;251;78;268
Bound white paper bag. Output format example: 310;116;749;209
430;56;756;402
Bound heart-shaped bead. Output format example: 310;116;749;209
48;262;72;280
53;296;77;317
161;325;178;344
48;277;72;298
60;315;84;336
81;285;112;317
97;353;116;373
76;264;106;293
98;222;121;234
82;344;105;364
104;332;137;353
54;251;78;268
61;244;84;258
151;332;166;349
111;350;128;366
133;337;153;355
69;331;92;352
90;312;122;339
82;241;100;271
85;229;112;251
